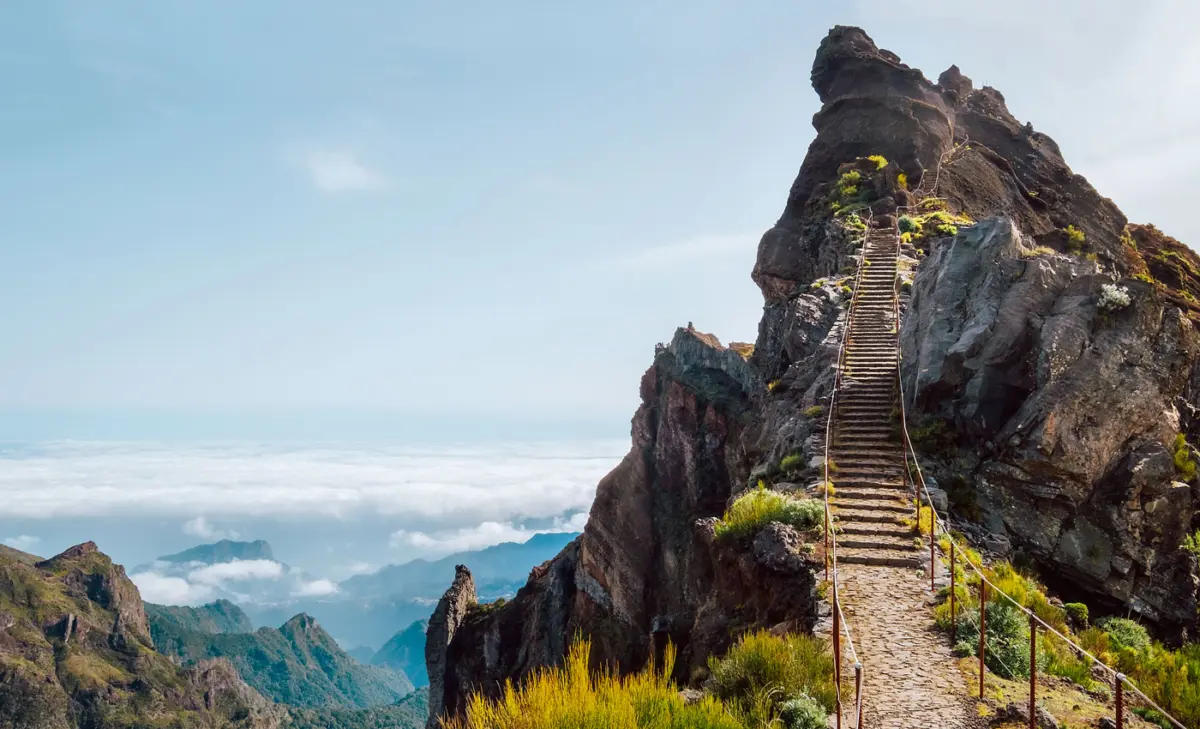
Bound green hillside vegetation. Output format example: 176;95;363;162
371;620;429;687
287;686;428;729
146;599;254;636
150;609;413;708
0;542;279;729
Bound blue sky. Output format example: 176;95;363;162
2;0;1198;437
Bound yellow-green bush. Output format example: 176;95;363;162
707;630;836;718
714;487;823;540
1173;434;1196;482
441;639;744;729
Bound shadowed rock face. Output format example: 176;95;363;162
424;329;824;724
901;217;1200;633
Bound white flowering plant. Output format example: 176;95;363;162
1097;283;1132;312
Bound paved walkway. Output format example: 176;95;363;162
838;563;983;728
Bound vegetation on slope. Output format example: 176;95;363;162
372;619;430;687
441;631;834;729
918;521;1200;727
287;686;429;729
150;609;412;708
0;543;279;729
146;598;254;636
713;486;823;541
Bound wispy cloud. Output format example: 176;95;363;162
187;559;284;585
3;535;40;551
292;578;339;597
132;571;214;605
183;516;239;540
599;232;759;272
297;149;386;193
388;511;588;557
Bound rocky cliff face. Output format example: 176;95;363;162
425;328;827;723
0;542;284;729
425;22;1200;726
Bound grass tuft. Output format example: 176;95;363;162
713;487;823;541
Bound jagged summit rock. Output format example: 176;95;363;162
754;25;1126;312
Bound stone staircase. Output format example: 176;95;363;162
830;224;922;570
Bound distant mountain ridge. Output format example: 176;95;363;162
158;538;274;564
371;620;429;686
342;531;579;599
136;532;581;651
149;605;413;708
146;598;254;634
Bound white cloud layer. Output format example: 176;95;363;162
183;516;239;540
3;535;40;551
188;559;284;585
132;571;215;605
292;578;339;597
300;149;386;192
0;441;624;524
389;511;588;557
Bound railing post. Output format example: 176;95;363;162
824;510;830;582
979;581;987;700
1029;611;1037;729
1115;673;1124;729
930;514;936;592
950;541;956;642
833;589;842;729
854;662;863;729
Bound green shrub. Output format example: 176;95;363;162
1173;434;1196;481
1183;530;1200;557
802;405;824;419
1063;602;1089;628
1065;225;1086;253
779;452;804;472
707;630;836;716
898;215;920;234
1098;617;1150;652
949;601;1043;679
713;487;823;540
778;692;827;729
1020;245;1056;258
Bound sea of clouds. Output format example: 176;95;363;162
0;439;626;604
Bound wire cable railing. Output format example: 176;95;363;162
821;208;878;729
890;218;1189;729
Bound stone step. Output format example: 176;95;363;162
835;508;908;524
837;521;913;538
829;450;905;463
833;497;910;514
835;487;911;504
838;550;924;569
837;534;920;551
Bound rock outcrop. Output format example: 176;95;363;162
424;328;825;723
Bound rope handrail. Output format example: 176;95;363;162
890;221;1188;729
